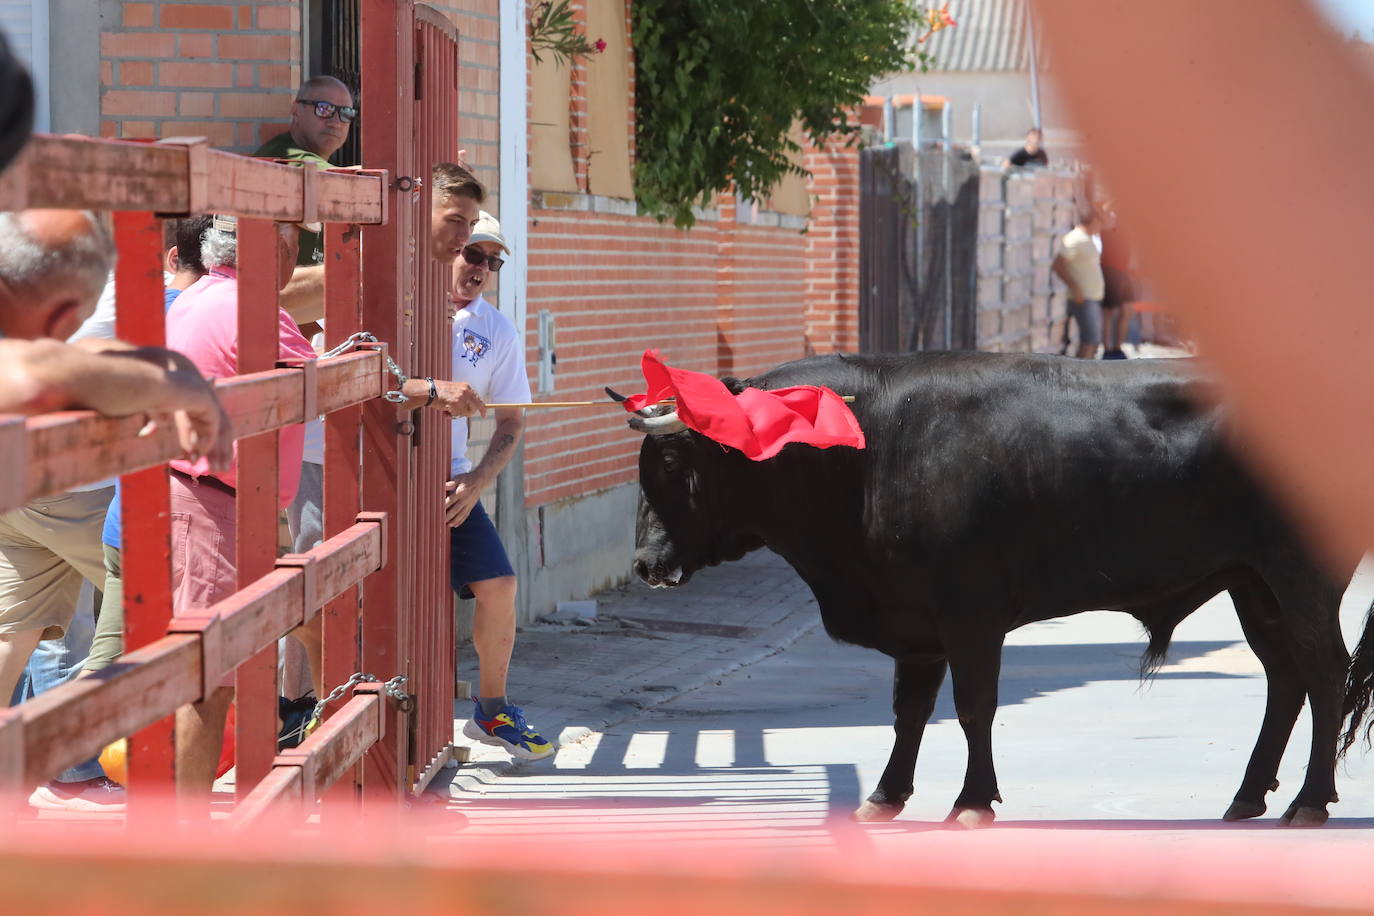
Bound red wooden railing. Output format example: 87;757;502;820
0;118;458;821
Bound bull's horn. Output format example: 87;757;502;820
628;411;687;435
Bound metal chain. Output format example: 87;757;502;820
279;671;414;747
320;331;410;403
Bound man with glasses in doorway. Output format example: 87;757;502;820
256;76;358;708
254;75;358;324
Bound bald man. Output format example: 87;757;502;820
254;75;357;324
0;209;230;812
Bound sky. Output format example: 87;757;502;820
1316;0;1374;37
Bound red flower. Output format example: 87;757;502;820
594;37;607;53
917;3;956;43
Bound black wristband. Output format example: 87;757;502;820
424;377;437;407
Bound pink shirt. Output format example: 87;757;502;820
167;267;316;507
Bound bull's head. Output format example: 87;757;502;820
622;386;763;588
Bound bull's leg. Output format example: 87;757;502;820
1224;576;1305;821
1269;576;1348;828
944;637;1004;829
854;656;946;822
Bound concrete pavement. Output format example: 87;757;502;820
448;548;822;780
443;545;1374;844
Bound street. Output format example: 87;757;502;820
447;557;1374;854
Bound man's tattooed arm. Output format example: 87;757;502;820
470;408;525;486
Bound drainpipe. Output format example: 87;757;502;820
1026;2;1044;131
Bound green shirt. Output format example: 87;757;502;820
253;131;335;267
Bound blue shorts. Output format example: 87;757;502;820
1068;298;1104;347
450;501;514;599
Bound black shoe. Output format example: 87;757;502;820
278;694;318;750
1102;348;1128;360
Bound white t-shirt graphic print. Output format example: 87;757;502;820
450;295;530;477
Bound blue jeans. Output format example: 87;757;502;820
11;581;105;782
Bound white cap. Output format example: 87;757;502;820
469;210;509;254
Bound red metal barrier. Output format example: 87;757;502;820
0;0;464;825
0;131;415;817
359;0;419;808
111;209;176;807
412;2;463;792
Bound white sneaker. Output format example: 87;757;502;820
28;776;127;813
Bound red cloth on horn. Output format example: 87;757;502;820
623;350;866;461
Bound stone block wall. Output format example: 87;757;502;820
975;166;1076;353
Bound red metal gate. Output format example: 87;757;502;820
0;0;464;819
410;4;463;790
357;0;463;795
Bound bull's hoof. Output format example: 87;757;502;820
1278;805;1329;828
853;800;903;822
1222;798;1266;821
946;806;996;829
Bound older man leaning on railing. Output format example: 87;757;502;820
0;211;232;812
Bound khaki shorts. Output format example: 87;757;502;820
0;486;114;639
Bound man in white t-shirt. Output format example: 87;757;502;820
433;190;551;760
1052;207;1106;359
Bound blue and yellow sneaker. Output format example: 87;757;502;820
462;700;555;760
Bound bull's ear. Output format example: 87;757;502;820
720;376;748;395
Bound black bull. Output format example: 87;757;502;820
629;351;1374;827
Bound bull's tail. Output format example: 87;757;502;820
1339;597;1374;757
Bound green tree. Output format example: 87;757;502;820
632;0;947;228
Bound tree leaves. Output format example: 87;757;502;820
632;0;935;228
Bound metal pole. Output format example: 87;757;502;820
912;89;923;149
883;95;895;142
1026;2;1043;130
942;102;953;350
911;91;925;351
972;103;982;148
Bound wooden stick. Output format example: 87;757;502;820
483;396;856;409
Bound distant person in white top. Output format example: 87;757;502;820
425;164;552;760
1052;207;1106;359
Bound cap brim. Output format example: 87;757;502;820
468;232;510;255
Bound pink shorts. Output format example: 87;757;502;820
169;472;237;688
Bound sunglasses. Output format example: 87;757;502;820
460;246;504;272
298;99;357;124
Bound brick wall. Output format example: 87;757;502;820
521;0;844;512
100;0;302;148
802;137;861;355
426;0;500;198
523;206;722;506
99;0;496;175
715;197;808;378
975;167;1076;352
522;201;810;509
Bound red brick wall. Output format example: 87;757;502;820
426;1;501;200
802;137;861;355
100;1;302;148
522;207;812;508
99;0;497;177
714;196;808;378
523;209;721;505
522;0;840;511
